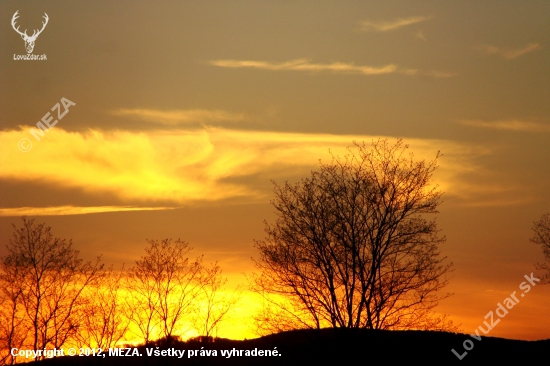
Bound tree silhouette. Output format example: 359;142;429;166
0;217;103;362
253;139;454;332
0;262;29;365
128;239;203;343
76;265;130;349
194;263;241;339
531;213;550;284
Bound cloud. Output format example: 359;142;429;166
415;31;427;42
210;59;454;79
111;108;245;125
210;59;403;75
0;126;480;213
0;206;176;217
360;16;432;32
460;120;550;132
447;179;533;207
478;43;541;59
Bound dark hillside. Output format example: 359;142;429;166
39;328;549;365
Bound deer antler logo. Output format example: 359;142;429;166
11;11;49;54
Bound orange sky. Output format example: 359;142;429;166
1;1;549;341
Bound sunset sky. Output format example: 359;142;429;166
1;1;549;341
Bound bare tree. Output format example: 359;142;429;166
128;239;203;343
0;217;103;361
531;213;550;284
253;139;454;332
194;263;241;339
251;296;311;337
0;268;29;365
126;263;158;344
76;266;130;349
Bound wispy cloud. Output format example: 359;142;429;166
210;59;403;75
448;179;533;207
460;119;550;132
112;108;245;125
478;43;541;59
360;16;432;32
0;206;176;217
210;58;454;79
415;31;427;42
1;126;479;213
